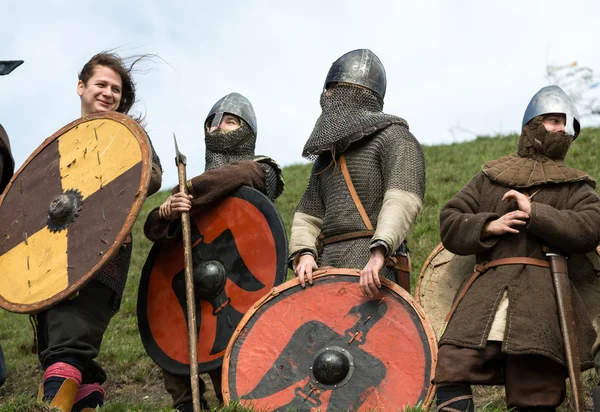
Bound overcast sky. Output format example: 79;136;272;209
2;0;600;187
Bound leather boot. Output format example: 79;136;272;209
38;378;79;411
436;384;475;412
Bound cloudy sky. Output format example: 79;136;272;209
2;0;600;187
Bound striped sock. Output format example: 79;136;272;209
72;383;105;412
43;361;82;401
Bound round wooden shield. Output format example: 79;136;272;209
0;112;151;313
137;186;288;375
223;268;437;411
415;243;600;339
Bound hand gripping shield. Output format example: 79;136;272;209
0;112;152;313
415;243;600;339
137;186;288;375
223;268;437;411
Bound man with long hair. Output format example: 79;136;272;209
34;52;163;412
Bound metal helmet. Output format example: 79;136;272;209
324;49;387;99
0;61;24;76
206;92;257;136
522;85;581;138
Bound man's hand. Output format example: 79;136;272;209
360;246;386;297
158;192;193;220
483;210;529;237
295;254;317;288
502;189;532;215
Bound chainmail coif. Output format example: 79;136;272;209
204;122;256;171
302;84;408;159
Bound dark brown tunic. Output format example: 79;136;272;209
439;171;600;369
144;160;267;242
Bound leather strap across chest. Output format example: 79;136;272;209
340;154;374;230
320;155;374;246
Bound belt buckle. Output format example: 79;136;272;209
474;261;489;273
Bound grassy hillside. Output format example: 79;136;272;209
1;129;599;411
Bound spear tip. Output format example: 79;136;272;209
173;133;186;165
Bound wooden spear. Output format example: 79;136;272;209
547;251;585;411
174;134;201;412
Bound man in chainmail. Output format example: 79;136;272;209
0;59;20;388
34;52;162;412
144;92;284;412
290;49;425;297
433;86;600;411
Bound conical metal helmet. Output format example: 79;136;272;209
324;49;387;99
206;92;257;135
522;85;581;138
0;61;23;76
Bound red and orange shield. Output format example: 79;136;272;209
223;269;438;411
137;186;288;374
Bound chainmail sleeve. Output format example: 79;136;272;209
371;125;425;254
288;160;326;262
255;156;285;201
260;163;279;201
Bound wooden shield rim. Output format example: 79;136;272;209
0;112;152;313
137;185;289;374
414;242;446;307
222;268;438;408
415;242;600;331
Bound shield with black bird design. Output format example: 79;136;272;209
137;186;288;375
222;268;437;411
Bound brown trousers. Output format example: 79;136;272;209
433;342;567;408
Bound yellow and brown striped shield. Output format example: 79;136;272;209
0;112;151;313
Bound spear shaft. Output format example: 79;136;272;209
174;135;201;412
547;252;585;411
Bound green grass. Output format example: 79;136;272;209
1;129;600;411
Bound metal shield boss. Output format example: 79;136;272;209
223;269;438;411
0;112;152;313
137;186;288;375
416;243;600;339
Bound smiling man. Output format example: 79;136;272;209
77;65;123;114
33;52;163;412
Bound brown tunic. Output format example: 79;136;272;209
439;171;600;369
144;160;267;242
